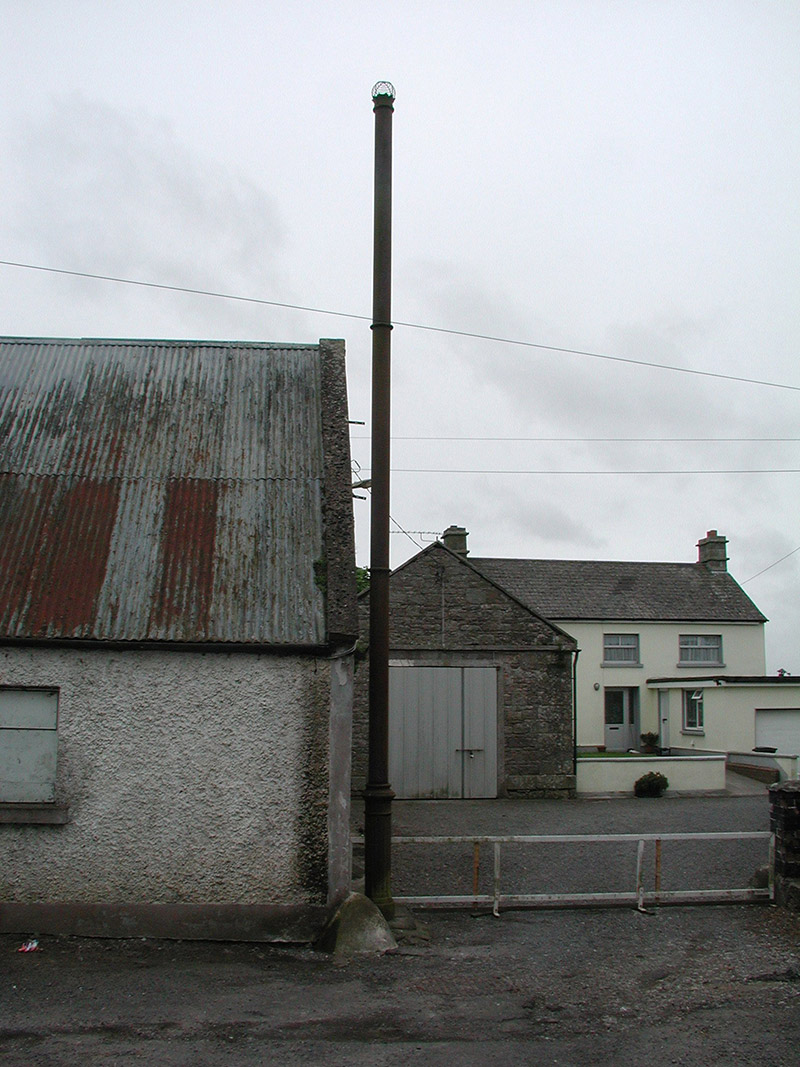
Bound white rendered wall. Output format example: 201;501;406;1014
563;621;766;747
657;683;800;755
576;755;726;794
0;646;335;906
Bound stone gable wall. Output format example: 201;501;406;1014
388;547;571;651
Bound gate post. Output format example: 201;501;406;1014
769;780;800;909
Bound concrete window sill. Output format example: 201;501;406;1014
0;804;70;825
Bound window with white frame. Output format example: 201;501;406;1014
679;634;722;665
603;633;640;665
682;689;704;732
0;688;58;803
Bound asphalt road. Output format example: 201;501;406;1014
4;786;796;1067
3;905;799;1066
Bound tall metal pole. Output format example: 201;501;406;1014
364;81;395;917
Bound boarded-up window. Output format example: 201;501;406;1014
0;689;58;803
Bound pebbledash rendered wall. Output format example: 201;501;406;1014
352;543;577;798
0;644;352;941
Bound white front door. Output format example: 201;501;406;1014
604;688;638;751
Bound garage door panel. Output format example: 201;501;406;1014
755;708;800;756
390;666;497;799
463;667;497;798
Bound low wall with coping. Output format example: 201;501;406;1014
728;750;798;783
576;755;726;795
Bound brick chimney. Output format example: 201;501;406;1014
441;525;469;556
697;530;728;571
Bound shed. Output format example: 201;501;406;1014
0;337;357;941
352;540;578;799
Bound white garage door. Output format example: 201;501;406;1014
389;666;498;799
755;709;800;755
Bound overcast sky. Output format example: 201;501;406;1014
1;1;798;670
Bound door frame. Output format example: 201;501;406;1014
604;687;640;751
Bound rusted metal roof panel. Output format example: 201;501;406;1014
0;338;342;646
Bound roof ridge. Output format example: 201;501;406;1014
471;555;704;568
0;336;324;349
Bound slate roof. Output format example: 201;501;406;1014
0;337;356;646
470;557;767;624
386;540;578;646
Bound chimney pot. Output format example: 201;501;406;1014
441;525;469;557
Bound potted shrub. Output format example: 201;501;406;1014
634;771;668;797
640;731;660;754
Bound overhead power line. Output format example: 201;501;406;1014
352;435;800;443
364;467;800;476
389;513;423;551
742;545;800;584
1;258;799;394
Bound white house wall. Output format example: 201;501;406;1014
562;620;766;747
656;683;800;756
0;645;336;909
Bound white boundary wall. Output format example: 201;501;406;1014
576;755;726;795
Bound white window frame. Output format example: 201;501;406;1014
682;689;704;733
679;634;723;666
603;633;640;666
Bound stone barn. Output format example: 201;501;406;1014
353;533;577;799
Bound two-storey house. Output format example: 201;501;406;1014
448;528;789;755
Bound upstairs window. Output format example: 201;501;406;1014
682;689;704;732
603;634;640;665
679;634;723;665
0;688;58;803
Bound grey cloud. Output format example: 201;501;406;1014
4;96;294;337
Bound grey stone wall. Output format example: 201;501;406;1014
769;780;800;909
353;544;576;798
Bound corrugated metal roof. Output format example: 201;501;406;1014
0;338;345;646
471;557;767;624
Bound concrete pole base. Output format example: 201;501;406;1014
315;893;397;957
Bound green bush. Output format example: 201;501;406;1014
634;771;669;798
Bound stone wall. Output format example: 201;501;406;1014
769;780;800;909
501;649;575;796
353;544;576;798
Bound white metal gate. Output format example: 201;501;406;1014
389;666;497;799
386;831;774;913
